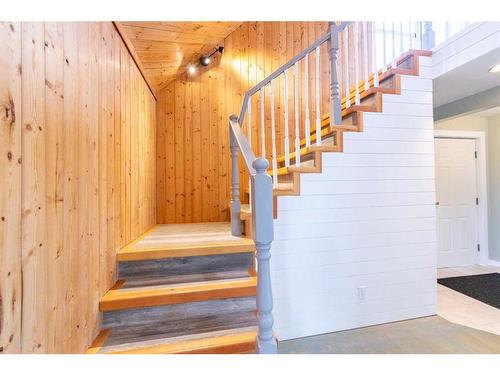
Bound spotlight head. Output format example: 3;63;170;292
187;64;196;75
200;55;211;66
217;46;224;54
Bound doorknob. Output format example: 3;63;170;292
435;201;440;206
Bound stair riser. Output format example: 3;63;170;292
119;252;254;279
103;297;256;330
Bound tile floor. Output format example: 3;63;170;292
437;264;500;336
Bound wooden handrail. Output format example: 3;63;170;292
229;22;352;354
229;115;256;176
238;31;333;126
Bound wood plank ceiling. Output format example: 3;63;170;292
116;22;242;94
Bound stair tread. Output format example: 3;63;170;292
91;326;257;354
100;275;257;311
118;222;255;261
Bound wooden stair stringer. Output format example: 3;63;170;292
239;50;431;228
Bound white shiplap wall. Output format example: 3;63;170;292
432;22;500;79
271;56;437;341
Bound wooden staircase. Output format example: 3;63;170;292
88;223;258;354
240;50;431;234
88;49;430;354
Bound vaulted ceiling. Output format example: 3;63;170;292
115;21;242;94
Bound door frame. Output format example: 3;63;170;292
434;130;489;265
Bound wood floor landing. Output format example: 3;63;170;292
118;222;255;261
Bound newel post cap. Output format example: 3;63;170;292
252;158;269;174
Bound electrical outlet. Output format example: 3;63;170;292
357;286;367;301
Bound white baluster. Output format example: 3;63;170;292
399;22;404;55
260;86;265;158
315;46;322;145
392;21;396;69
382;21;387;73
304;55;311;148
353;22;360;105
344;26;351;108
294;62;300;166
416;21;422;49
284;69;290;167
248;97;252;148
408;21;413;50
248;97;252;208
372;22;379;87
270;79;278;188
363;22;370;91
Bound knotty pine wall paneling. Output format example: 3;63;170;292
156;22;339;223
0;21;22;354
0;21;156;354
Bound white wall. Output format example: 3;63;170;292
432;22;500;79
487;115;500;261
271;57;437;341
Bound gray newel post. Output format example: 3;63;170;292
229;115;242;236
329;21;342;126
422;22;435;50
252;157;277;354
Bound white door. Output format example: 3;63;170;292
435;138;479;268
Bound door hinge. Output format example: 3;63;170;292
476;197;479;205
475;151;478;159
477;243;480;252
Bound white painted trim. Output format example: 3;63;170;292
434;130;490;266
485;260;500;268
431;22;483;53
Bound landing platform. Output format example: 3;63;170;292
117;222;255;261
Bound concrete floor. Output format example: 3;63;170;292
278;316;500;354
438;265;500;336
279;266;500;354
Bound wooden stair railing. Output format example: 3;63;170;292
229;21;431;353
229;115;276;354
228;22;352;354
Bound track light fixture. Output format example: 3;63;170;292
200;55;211;66
199;46;224;66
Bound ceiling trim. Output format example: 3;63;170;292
434;85;500;122
113;21;157;101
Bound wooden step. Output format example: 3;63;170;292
99;296;257;354
240;204;252;220
111;330;257;354
88;327;257;354
100;275;257;311
119;252;253;280
118;223;255;261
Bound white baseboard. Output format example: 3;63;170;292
482;259;500;268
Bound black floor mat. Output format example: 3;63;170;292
438;273;500;309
